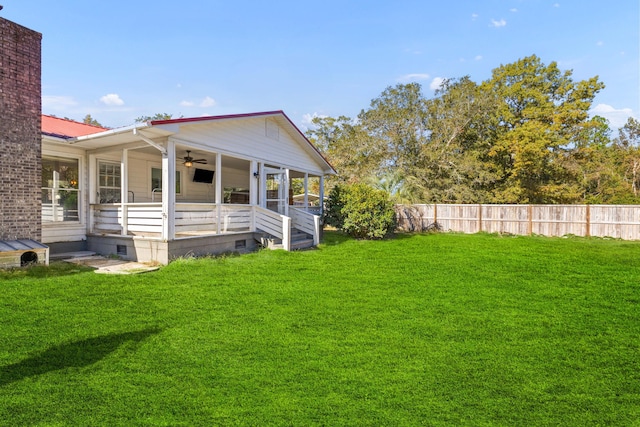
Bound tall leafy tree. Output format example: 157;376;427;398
419;77;498;202
306;115;379;187
614;117;640;200
482;55;604;203
358;83;429;176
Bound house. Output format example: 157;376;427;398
41;112;335;264
1;14;335;266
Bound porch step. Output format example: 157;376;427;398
257;228;315;251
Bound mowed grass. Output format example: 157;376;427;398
0;232;638;426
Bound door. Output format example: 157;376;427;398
264;168;288;215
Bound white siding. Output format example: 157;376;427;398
175;117;324;175
42;225;86;244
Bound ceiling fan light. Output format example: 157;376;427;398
184;160;193;168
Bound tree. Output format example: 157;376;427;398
614;117;640;200
367;171;424;204
419;77;498;202
306;115;380;187
309;56;615;205
358;83;429;177
83;114;103;127
482;55;605;203
569;115;620;203
135;113;174;123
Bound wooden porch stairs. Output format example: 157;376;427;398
257;228;315;251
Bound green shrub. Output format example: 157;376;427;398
324;183;396;239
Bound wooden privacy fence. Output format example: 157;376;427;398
396;204;640;241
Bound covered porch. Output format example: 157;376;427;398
71;112;332;263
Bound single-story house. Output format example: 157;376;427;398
41;111;336;264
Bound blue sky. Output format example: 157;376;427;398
3;1;638;131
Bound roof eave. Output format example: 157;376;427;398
68;122;150;143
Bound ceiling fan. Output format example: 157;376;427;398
182;150;207;167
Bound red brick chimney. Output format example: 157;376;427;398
0;16;42;240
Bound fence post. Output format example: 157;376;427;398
527;204;533;236
434;203;438;225
586;204;591;237
478;204;483;232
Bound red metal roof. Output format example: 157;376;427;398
41;115;108;138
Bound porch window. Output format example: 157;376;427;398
98;162;121;203
224;187;249;204
42;156;80;222
151;168;181;194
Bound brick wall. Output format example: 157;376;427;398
0;17;42;241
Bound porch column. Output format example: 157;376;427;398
88;154;97;234
120;149;129;236
303;173;309;210
250;160;258;206
284;168;290;217
259;163;266;208
319;175;325;216
162;139;176;241
215;153;222;234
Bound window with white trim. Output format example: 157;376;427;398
42;156;80;222
98;161;121;203
151;167;181;194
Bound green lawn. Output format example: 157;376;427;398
1;232;638;426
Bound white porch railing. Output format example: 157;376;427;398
90;203;321;250
91;203;163;235
254;206;291;251
290;207;321;246
175;203;253;235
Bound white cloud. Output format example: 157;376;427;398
471;13;479;20
199;96;216;108
430;77;445;91
475;55;483;61
398;73;430;83
42;95;78;109
510;8;518;12
591;103;636;129
100;93;124;106
301;112;328;131
179;96;216;108
403;47;423;55
554;3;560;7
490;19;507;28
596;41;604;47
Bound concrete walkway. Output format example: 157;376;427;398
65;255;160;275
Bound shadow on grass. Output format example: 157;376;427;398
0;327;162;386
321;230;416;246
0;261;95;280
320;230;353;246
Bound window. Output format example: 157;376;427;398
42;156;80;222
224;187;250;204
151;168;181;194
99;162;121;203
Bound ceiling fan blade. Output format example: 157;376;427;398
193;159;207;163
